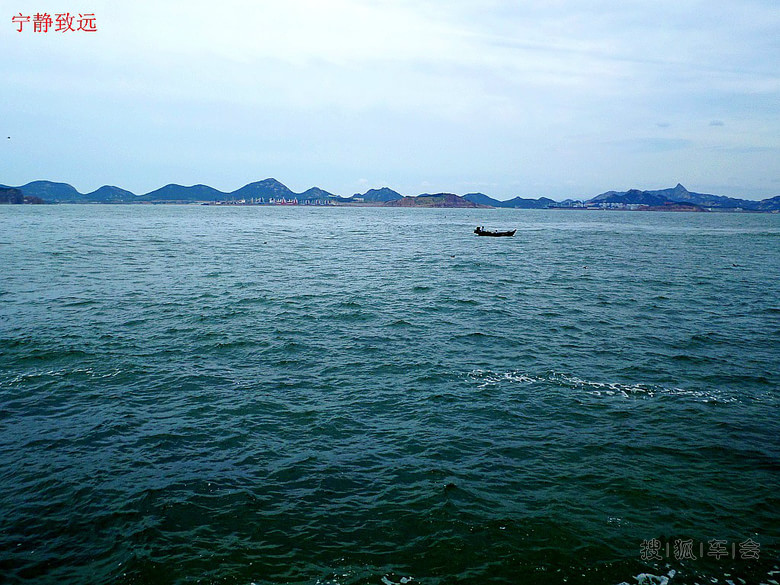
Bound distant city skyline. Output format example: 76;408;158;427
2;0;778;200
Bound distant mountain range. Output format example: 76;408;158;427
0;178;333;204
336;187;405;203
1;180;778;211
589;183;780;211
386;193;485;208
463;193;558;209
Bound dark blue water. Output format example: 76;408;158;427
1;206;778;584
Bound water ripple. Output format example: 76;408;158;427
0;206;777;584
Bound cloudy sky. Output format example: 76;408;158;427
2;0;778;199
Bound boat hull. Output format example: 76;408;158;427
474;228;516;237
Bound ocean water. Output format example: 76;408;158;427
0;205;778;585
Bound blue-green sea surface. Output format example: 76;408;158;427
0;206;778;585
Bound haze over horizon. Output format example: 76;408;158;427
2;1;779;200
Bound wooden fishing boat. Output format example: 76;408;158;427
474;226;516;237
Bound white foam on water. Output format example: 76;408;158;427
615;568;780;585
466;369;544;389
4;366;123;386
466;369;736;403
615;569;676;585
635;572;669;585
381;576;414;585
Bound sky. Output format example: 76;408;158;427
1;0;779;200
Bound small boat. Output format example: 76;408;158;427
474;226;516;237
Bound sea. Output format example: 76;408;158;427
0;205;778;585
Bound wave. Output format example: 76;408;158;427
466;370;737;403
3;366;124;387
616;570;676;585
